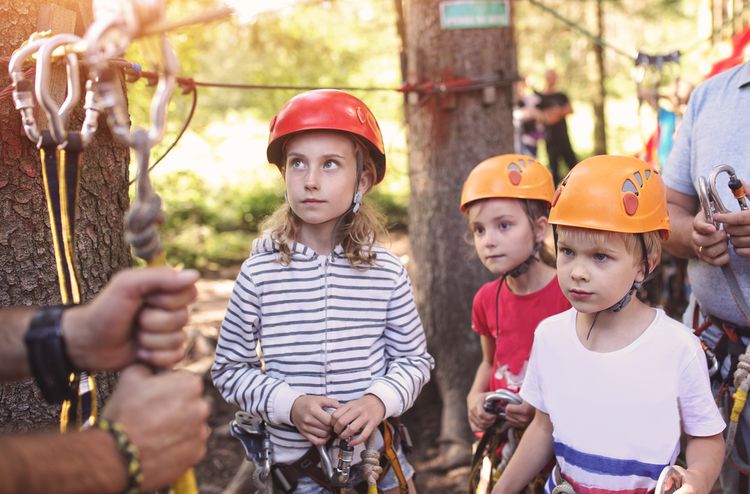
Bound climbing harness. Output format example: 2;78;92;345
232;414;411;494
467;390;534;494
697;164;750;470
231;411;274;493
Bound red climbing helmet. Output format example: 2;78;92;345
549;155;671;239
266;89;386;183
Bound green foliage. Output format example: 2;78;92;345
149;170;408;270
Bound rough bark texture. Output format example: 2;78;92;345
0;0;129;432
404;0;516;450
592;0;607;155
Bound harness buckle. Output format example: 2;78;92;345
230;411;272;481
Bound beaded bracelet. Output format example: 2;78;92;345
94;418;143;494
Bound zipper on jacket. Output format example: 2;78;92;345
322;254;330;395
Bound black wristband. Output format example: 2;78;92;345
24;305;77;404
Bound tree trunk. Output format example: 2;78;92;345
0;0;130;432
403;0;516;462
592;0;607;155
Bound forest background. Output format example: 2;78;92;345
135;0;733;271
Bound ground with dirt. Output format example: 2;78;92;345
183;232;469;493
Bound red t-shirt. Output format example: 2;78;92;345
471;275;571;392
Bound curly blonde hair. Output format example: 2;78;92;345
261;137;387;269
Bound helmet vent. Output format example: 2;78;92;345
622;178;639;196
645;169;651;179
633;171;643;187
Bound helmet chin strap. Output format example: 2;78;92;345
507;204;543;278
507;242;541;278
587;234;650;340
606;234;650;312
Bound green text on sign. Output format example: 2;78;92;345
439;0;509;30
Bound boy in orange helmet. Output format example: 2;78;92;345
492;156;724;494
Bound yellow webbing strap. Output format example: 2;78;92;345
39;132;96;431
382;420;408;494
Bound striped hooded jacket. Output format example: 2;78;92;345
211;236;434;464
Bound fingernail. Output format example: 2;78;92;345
177;269;200;282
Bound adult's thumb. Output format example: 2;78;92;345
118;363;153;385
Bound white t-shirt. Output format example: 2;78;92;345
522;308;725;493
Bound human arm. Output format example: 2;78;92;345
467;334;497;432
210;265;304;426
662;187;730;266
0;365;209;494
670;433;724;494
491;409;555;494
0;427;129;494
360;266;434;420
0;267;199;383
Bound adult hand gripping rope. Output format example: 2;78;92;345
6;0;228;491
698;164;750;470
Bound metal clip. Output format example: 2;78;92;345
483;389;523;417
699;164;748;227
85;0;179;149
8;36;49;144
654;465;683;494
34;34;83;145
230;411;272;480
334;439;354;485
317;445;335;481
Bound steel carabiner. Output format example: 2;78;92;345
654;465;683;494
8;35;50;144
34;33;83;145
699;164;749;227
483;389;523;418
85;0;179;149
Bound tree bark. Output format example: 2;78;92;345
403;0;516;459
592;0;607;155
0;0;130;432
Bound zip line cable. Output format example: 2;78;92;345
3;0;749;173
525;0;750;61
524;0;636;60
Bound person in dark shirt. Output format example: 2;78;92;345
537;69;577;184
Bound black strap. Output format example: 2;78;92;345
38;130;93;429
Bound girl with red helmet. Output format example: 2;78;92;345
212;90;433;494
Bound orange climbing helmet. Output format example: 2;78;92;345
266;89;386;183
460;154;555;212
548;155;671;239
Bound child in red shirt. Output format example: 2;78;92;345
460;155;570;433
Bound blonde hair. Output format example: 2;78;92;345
556;226;663;271
261;137;387;269
464;198;556;268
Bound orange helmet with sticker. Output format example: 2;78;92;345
460;154;555;212
548;155;671;239
266;89;386;183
